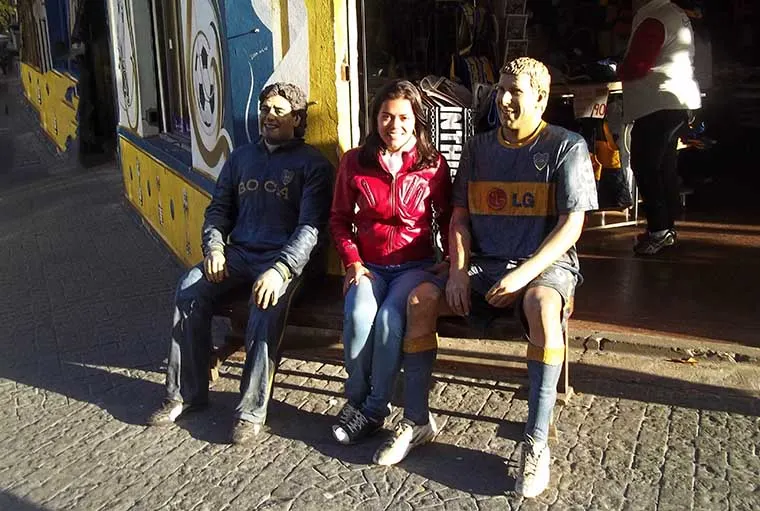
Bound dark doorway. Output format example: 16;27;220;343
72;0;117;167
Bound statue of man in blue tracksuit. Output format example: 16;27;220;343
148;83;334;445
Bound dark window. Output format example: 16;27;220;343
151;0;190;137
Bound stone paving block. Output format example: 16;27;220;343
458;420;501;452
515;496;549;511
550;489;592;509
621;480;659;511
693;477;730;511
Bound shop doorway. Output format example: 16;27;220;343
72;0;117;167
353;0;472;140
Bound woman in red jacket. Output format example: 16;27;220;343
329;79;451;456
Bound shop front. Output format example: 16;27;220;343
350;0;714;228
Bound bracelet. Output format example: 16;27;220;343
272;261;292;280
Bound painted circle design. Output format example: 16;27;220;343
192;33;216;132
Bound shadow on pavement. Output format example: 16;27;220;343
427;357;760;417
263;400;514;496
0;361;167;426
571;363;760;417
162;391;517;495
0;490;51;511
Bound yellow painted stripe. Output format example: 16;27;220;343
280;0;290;56
468;181;556;216
527;344;565;365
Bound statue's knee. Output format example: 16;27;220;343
175;268;209;310
522;286;561;324
407;283;441;317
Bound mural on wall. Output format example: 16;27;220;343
113;0;139;131
223;1;272;147
183;0;233;178
253;0;309;97
222;1;308;148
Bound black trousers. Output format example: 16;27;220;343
630;109;689;232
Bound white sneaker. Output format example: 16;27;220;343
373;414;438;466
515;441;551;498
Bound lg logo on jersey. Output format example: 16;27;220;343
488;189;535;211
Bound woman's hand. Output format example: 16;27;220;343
343;262;373;296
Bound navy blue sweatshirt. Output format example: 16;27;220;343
201;138;334;277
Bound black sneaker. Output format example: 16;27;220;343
633;229;677;255
331;408;382;445
333;402;359;429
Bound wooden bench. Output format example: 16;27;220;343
209;274;574;403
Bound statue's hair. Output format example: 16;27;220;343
259;83;308;138
500;57;551;95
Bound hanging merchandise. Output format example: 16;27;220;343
419;75;472;108
577;117;633;210
450;2;498;89
419;75;475;181
472;83;500;133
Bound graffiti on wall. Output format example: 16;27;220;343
183;0;232;177
114;0;139;131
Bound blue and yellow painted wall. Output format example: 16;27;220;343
20;64;79;152
109;0;353;272
17;0;80;152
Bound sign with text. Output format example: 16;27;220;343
571;85;611;119
427;106;475;182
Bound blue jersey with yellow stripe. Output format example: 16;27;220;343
452;123;597;272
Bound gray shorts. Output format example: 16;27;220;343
467;258;578;336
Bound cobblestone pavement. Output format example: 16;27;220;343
1;74;759;511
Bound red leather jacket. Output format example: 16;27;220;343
330;146;451;268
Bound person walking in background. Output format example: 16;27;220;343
329;79;451;451
619;0;702;255
396;58;598;497
147;83;334;445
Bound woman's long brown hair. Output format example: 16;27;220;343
359;79;439;171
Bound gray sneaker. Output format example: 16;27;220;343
147;400;202;427
373;414;438;466
515;441;551;498
231;419;263;445
633;229;677;255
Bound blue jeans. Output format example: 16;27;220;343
165;245;301;424
342;259;438;421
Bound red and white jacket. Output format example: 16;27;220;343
329;146;451;268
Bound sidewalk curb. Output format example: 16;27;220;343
570;325;760;364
